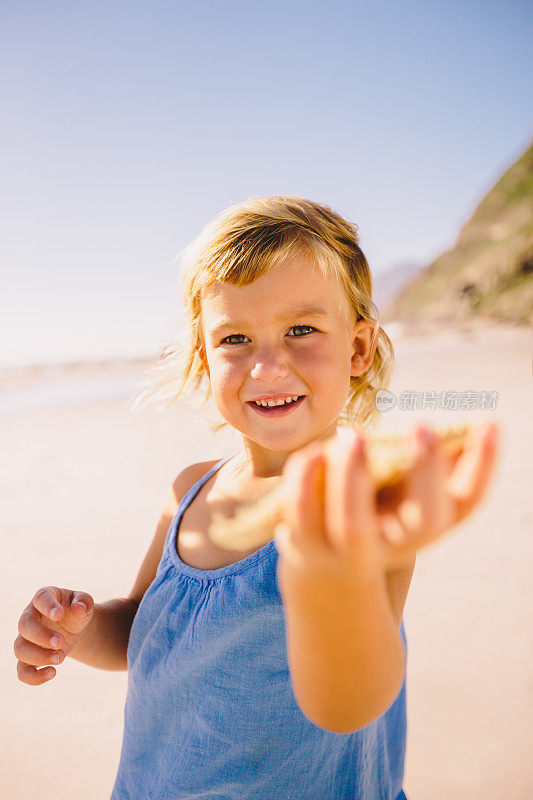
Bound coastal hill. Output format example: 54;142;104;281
384;141;533;326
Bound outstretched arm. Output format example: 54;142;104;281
276;423;499;733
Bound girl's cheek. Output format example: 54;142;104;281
294;346;332;372
294;347;321;365
209;360;240;392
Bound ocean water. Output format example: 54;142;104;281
0;366;147;415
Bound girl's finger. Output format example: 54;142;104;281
18;606;64;650
13;635;65;668
71;592;94;616
403;426;452;543
279;444;327;550
446;423;500;522
379;511;408;547
32;586;65;622
17;660;56;686
325;430;380;564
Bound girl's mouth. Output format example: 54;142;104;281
246;396;306;417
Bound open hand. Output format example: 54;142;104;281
276;422;500;577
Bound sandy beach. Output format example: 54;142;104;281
2;323;531;800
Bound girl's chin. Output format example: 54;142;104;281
238;424;311;448
240;425;333;454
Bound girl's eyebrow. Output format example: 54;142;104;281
208;305;330;336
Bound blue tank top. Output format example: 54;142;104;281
110;456;409;800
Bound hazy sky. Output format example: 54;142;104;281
2;0;532;366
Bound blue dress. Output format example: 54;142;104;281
110;456;409;800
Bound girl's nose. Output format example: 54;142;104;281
250;348;290;382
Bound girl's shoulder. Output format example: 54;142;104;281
127;458;226;607
171;458;225;499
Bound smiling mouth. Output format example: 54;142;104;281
246;396;306;416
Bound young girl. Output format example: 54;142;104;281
15;196;498;800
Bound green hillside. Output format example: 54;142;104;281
386;142;533;326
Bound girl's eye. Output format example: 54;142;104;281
221;334;250;345
221;325;316;345
287;325;316;337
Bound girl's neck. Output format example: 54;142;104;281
233;425;341;480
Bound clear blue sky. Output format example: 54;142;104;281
1;0;532;366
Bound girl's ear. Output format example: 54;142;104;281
349;320;377;377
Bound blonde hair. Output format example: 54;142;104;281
131;195;394;432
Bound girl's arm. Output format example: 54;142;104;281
276;423;498;733
70;460;219;671
279;553;416;733
278;561;406;734
384;557;416;627
68;598;139;671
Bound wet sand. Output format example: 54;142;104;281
2;323;531;799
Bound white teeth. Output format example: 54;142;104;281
254;395;300;408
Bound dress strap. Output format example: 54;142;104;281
161;455;236;564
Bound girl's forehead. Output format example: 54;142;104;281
201;257;346;314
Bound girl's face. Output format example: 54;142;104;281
200;257;375;472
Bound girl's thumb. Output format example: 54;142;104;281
71;593;94;619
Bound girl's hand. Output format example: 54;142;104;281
276;422;500;578
14;586;95;685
